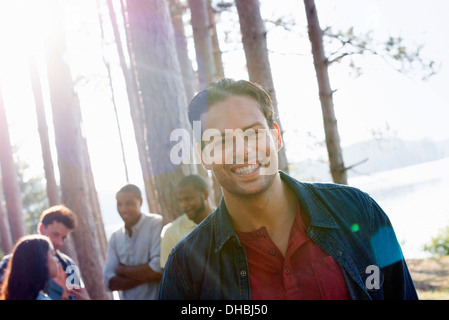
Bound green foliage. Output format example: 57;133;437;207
15;160;49;234
0;148;49;239
424;225;449;257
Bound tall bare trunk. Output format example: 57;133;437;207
168;0;197;101
0;88;26;244
0;199;13;254
125;0;192;224
188;0;217;89
168;0;219;206
304;0;347;185
45;0;108;299
109;0;156;213
207;0;224;79
82;137;108;261
187;0;224;205
97;0;129;183
28;57;60;206
234;0;289;173
28;56;79;263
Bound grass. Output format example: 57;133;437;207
406;255;449;300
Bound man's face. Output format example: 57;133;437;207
176;185;206;222
116;192;143;228
200;95;281;196
39;221;70;251
47;243;59;279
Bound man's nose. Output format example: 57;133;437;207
53;238;63;249
233;135;257;164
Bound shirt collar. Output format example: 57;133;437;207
213;171;338;252
123;213;145;236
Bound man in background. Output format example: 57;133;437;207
103;184;162;300
160;174;214;269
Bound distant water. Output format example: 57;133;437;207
349;157;449;259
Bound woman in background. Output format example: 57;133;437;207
0;234;59;300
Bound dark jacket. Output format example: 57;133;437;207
159;171;418;300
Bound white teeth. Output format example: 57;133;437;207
234;164;259;175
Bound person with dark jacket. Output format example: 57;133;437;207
158;78;417;300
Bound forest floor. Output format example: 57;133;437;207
406;255;449;300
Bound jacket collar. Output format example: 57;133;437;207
214;171;338;252
279;171;338;229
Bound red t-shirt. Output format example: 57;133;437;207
237;204;350;300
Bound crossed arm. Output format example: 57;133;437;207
108;263;162;291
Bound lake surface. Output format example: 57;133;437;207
349;157;449;259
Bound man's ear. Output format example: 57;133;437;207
273;122;283;151
37;222;44;235
202;189;209;201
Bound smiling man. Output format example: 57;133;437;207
160;175;214;269
103;184;162;300
158;78;417;300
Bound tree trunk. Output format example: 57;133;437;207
168;0;219;206
304;0;347;185
45;0;108;299
207;0;224;79
0;88;26;244
234;0;289;173
82;137;108;261
188;0;217;89
109;0;156;213
188;0;224;206
125;0;193;224
0;199;13;254
168;0;197;101
97;0;129;183
28;56;79;263
28;57;60;206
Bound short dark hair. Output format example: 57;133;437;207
117;184;142;200
39;205;77;231
188;78;276;130
177;175;209;193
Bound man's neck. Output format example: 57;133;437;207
193;204;213;225
223;174;298;234
125;212;142;236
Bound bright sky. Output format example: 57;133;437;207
0;0;448;228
